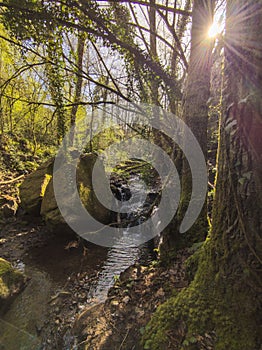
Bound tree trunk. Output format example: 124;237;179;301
143;1;262;348
161;0;215;257
149;0;158;106
69;32;85;143
169;0;191;115
46;39;66;144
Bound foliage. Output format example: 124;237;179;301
1;0;189;109
0;132;55;174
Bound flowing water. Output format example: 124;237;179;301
86;176;156;303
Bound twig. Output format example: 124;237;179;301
0;174;25;185
48;291;71;304
119;328;130;349
208;181;215;189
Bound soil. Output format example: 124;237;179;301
73;250;191;349
0;208;108;349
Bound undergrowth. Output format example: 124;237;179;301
0;132;56;174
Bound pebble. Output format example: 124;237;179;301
122;296;130;304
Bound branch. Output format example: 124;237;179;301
76;1;181;92
0;94;117;108
156;8;188;69
0;61;47;93
0;1;182;92
128;22;176;52
0;34;131;103
95;0;192;16
0;174;25;185
90;41;123;95
129;3;150;54
61;52;132;102
0;34;51;62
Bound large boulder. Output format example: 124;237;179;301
40;153;112;230
19;159;53;215
0;258;26;305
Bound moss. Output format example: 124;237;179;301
185;249;202;282
0;258;25;300
160;210;208;265
78;183;92;206
41;153;111;226
0;258;12;298
142;240;261;350
142;298;176;350
40;174;52;197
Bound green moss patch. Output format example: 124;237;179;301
0;258;25;301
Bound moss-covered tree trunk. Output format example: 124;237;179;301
69;31;85;143
149;0;158;106
161;0;215;256
143;1;262;349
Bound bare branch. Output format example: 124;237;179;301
129;3;150;54
0;34;132;103
156;8;188;69
0;61;47;93
1;94;117;108
90;41;123;95
0;1;183;92
95;0;192;16
128;22;176;52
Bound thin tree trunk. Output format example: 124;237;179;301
70;32;85;144
161;0;215;256
169;0;191;115
149;0;158;106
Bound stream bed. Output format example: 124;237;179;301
0;176;157;349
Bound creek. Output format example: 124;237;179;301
0;176;157;349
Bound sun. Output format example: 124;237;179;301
208;20;223;38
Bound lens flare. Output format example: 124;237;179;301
208;20;223;38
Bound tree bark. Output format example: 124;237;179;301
144;1;262;348
161;0;215;256
70;32;85;128
69;31;85;143
149;0;158;106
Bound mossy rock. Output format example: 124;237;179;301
40;153;112;230
0;258;26;304
19;158;53;216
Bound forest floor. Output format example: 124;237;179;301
73;249;192;350
0;210;109;349
0;169;109;349
0;211;192;349
0;167;214;350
